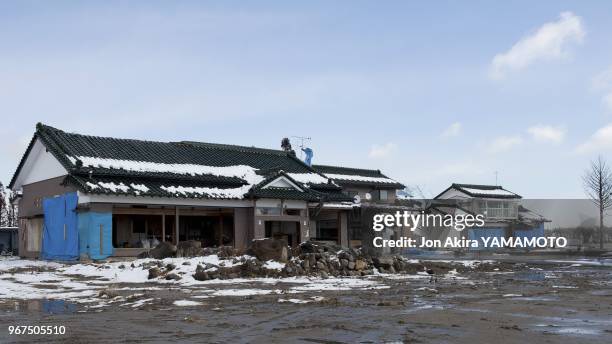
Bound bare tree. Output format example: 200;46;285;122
8;191;18;227
582;156;612;250
0;182;8;227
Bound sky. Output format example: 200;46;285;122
2;1;612;198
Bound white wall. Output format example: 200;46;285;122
13;139;67;190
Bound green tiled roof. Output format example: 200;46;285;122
312;164;404;189
11;123;352;201
313;164;387;177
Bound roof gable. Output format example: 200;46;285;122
260;175;303;192
435;183;521;199
10;137;68;190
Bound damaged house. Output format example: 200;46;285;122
426;183;548;251
9;124;404;260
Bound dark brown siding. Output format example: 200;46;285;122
19;176;75;218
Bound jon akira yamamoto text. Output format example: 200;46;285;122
371;211;567;249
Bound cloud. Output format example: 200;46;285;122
592;66;612;111
487;135;523;153
441;122;462;138
368;142;397;158
575;124;612;154
489;12;585;80
527;125;566;143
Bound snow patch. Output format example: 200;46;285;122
278;298;310;304
212;289;282;297
173;300;203;307
97;182;130;193
263;260;285;271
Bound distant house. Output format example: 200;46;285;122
433;183;546;250
435;183;522;217
9;123;403;260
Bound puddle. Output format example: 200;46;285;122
589;290;612;296
14;299;79;314
554;327;602;335
513;271;545;281
509;295;559;301
402;295;448;313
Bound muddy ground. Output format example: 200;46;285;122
0;258;611;343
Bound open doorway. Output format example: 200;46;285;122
112;214;163;248
265;221;300;247
179;215;234;247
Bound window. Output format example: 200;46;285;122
284;209;302;216
344;190;358;198
477;200;517;218
379;190;388;201
316;220;338;241
256;207;281;216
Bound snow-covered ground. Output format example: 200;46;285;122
0;256;477;310
0;256;384;306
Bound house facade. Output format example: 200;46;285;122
433;183;546;250
9;124;405;260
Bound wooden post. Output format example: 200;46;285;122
162;213;166;242
175;207;180;245
219;214;224;247
337;212;341;245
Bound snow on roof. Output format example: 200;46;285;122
130;183;150;194
323;173;399;184
160;185;252;199
321;202;360;209
67;155;263;184
97;181;131;193
459;187;518;197
68;156;332;190
287;173;330;185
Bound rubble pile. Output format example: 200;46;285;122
143;239;495;282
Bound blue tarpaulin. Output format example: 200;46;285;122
41;192;79;261
78;212;113;260
301;147;313;166
513;223;545;241
468;227;505;251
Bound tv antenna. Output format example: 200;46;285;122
291;135;311;158
494;171;499;186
